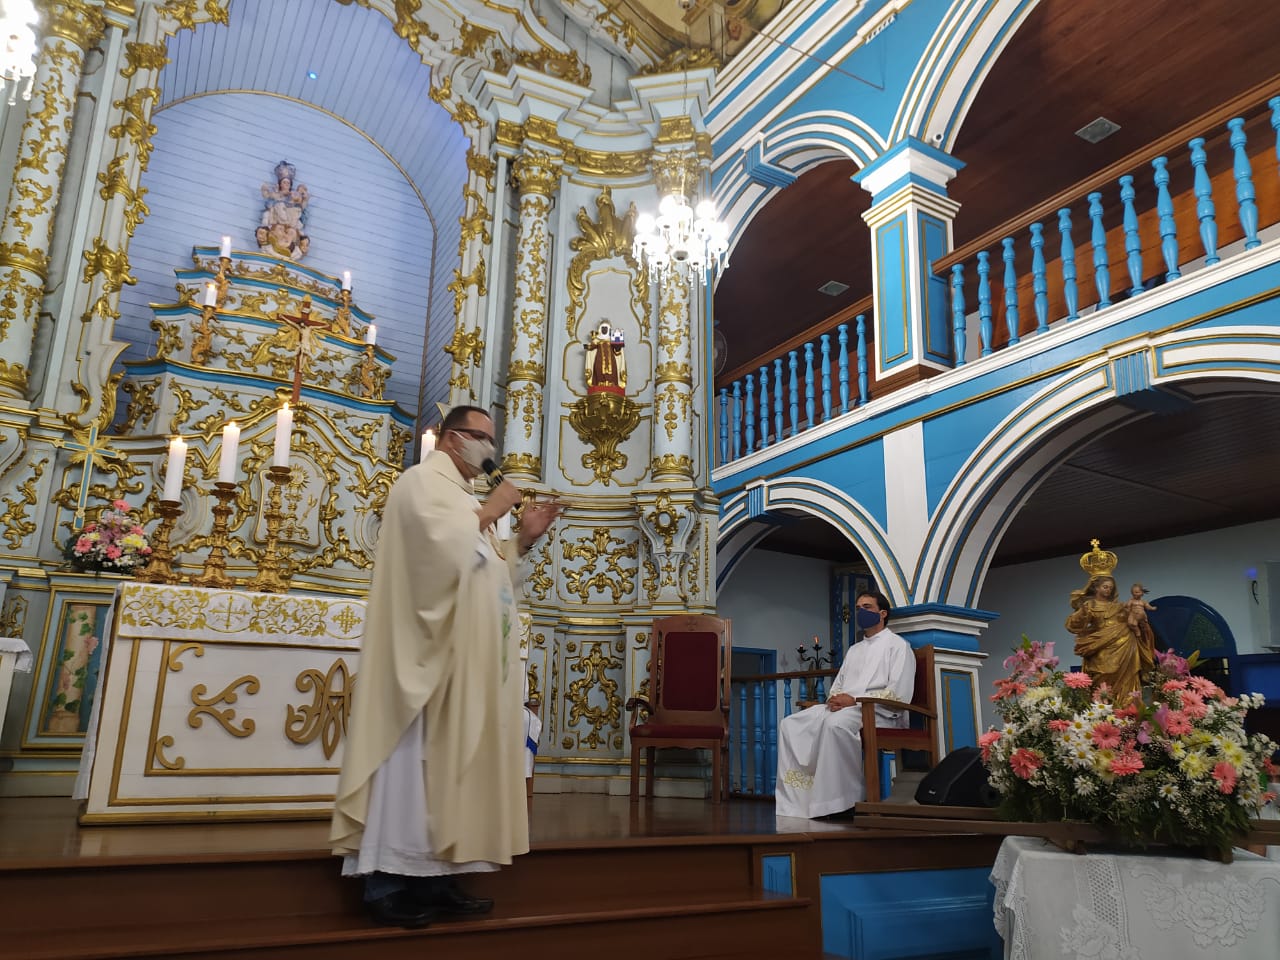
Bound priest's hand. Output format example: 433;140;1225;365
518;499;563;552
478;480;523;531
826;693;856;711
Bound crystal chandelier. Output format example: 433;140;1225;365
632;188;729;286
2;0;40;106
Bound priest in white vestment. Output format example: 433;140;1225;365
775;590;914;819
331;405;561;928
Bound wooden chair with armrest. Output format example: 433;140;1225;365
859;644;938;802
624;614;732;803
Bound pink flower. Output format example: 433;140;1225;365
1110;752;1144;776
1047;719;1071;733
130;525;144;536
1062;672;1092;689
1136;721;1152;745
1090;722;1122;750
1156;649;1191;677
1212;762;1238;794
1160;710;1193;736
978;729;1002;761
990;679;1027;701
1114;704;1140;721
1264;758;1279;777
1009;748;1043;779
1261;792;1277;805
1180;691;1207;720
112;499;129;511
1162;679;1188;692
104;545;122;560
1187;676;1220;698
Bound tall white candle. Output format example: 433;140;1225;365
364;323;376;346
341;270;352;291
163;436;187;502
420;430;435;461
273;403;293;468
218;421;240;484
203;282;217;307
219;235;231;258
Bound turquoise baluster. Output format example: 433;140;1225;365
814;675;826;701
1271;97;1280;176
803;342;815;429
773;357;784;442
1030;223;1048;334
855;315;869;405
1058;208;1078;321
752;681;765;795
765;681;778;795
1120;175;1143;296
1189;137;1219;266
743;374;755;453
837;323;850;413
1152;156;1180;282
1228;117;1260;250
787;350;799;436
783;678;793;718
758;364;769;448
731;381;742;460
1088;191;1112;308
718;387;728;465
819;334;832;422
737;683;748;793
951;263;966;366
1002;237;1020;345
977;250;993;356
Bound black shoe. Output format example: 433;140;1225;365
365;891;436;929
428;878;494;916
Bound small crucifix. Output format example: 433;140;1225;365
60;420;125;530
277;295;327;404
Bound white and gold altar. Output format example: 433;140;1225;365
0;0;719;814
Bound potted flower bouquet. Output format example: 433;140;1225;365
63;500;153;575
982;638;1278;857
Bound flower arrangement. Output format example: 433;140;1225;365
982;638;1279;857
63;500;153;574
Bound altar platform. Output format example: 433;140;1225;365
0;794;1004;960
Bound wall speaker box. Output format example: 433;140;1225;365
914;746;999;807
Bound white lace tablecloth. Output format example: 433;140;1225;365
991;835;1280;960
0;636;33;673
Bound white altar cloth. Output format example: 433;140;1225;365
991;835;1280;960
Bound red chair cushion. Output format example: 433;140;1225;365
631;723;726;739
873;726;931;742
660;631;719;711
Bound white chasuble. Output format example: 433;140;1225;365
332;452;528;870
774;627;914;819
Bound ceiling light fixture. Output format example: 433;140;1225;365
1;0;39;106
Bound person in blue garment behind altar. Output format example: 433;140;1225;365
331;405;562;929
774;591;915;819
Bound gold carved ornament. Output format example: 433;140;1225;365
443;324;485;397
97;155;151;236
564;639;623;750
0;593;28;638
527;541;554;601
644;491;684;551
41;0;107;48
567;392;643;484
651;453;693;478
565;187;650;339
285;658;355;760
120;40;169;78
561;527;638;603
157;0;230;33
80;237;137;321
0;452;47;550
656;381;693;441
107;87;161;171
639;45;721;76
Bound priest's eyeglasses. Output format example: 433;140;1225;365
450;427;496;445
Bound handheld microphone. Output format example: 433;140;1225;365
481;457;505;489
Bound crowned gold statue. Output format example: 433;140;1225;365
1064;539;1155;704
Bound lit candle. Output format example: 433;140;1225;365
203;282;217;307
341;270;352;291
364;323;376;346
420;430;435;461
218;421;240;484
163;436;187;502
273;402;293;468
219;235;231;259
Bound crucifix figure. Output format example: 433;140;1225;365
277;296;326;403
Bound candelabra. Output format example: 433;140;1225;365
190;482;238;589
333;289;353;337
246;466;293;594
796;637;832;670
215;253;231;305
191;301;216;366
356;342;378;399
136;500;183;585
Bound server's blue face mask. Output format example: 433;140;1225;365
855;606;882;630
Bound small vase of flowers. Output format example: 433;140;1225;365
63;500;153;575
982;638;1278;858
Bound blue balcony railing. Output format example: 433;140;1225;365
729;668;836;798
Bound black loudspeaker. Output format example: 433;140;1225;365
914;746;999;807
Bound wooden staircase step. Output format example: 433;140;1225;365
5;890;812;960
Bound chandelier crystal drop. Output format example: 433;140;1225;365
2;0;40;106
632;191;730;286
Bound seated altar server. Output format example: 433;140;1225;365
775;591;914;819
331;405;561;929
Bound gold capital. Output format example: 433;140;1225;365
512;149;562;197
0;359;31;398
37;0;107;49
0;242;51;280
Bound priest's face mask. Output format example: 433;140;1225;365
446;425;496;475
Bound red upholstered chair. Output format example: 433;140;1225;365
625;615;731;803
859;644;939;802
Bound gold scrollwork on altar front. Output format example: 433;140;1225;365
188;674;260;738
1;452;46;550
567;392;642;484
565;187;650;339
564;639;621;750
285;658;354;759
562;527;638;603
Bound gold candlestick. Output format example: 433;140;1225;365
246;466;293;594
136;500;183;585
357;342;377;399
191;301;216;366
333;288;353;337
215;255;231;304
191;481;237;589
